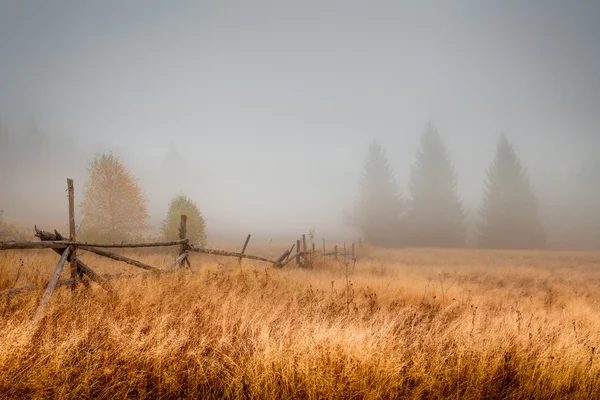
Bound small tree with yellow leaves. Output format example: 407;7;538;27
80;152;149;243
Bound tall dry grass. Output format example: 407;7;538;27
1;245;600;398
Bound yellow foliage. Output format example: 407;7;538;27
80;152;149;243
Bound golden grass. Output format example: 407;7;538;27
1;245;600;399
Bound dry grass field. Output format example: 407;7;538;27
1;244;600;399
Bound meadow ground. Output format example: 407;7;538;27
0;244;600;399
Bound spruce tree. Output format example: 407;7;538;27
405;122;466;248
350;140;405;247
477;134;546;249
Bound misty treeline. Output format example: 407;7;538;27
0;120;598;250
77;152;207;245
348;122;600;251
0;121;206;244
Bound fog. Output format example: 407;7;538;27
0;1;598;246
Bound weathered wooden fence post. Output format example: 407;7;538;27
67;179;79;289
31;246;72;326
179;215;187;269
323;238;326;254
302;234;307;266
312;243;315;253
238;234;251;266
352;243;355;260
344;242;347;262
296;239;301;266
334;245;338;260
286;243;295;261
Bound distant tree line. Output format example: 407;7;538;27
0;117;597;250
78;152;207;246
350;122;598;250
0;119;208;245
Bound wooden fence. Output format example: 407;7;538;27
0;178;356;325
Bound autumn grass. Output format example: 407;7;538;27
1;246;600;399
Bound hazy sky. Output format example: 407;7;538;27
0;0;598;240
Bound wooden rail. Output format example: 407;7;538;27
0;178;359;329
0;239;189;250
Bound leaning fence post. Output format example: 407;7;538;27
31;246;72;327
179;215;187;268
286;243;296;261
67;179;79;289
238;234;251;266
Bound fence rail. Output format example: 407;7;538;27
0;178;357;329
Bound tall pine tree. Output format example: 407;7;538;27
477;134;546;249
349;140;405;247
406;122;466;248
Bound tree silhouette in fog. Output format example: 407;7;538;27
80;152;149;243
0;117;5;145
477;134;546;249
349;140;405;247
161;194;207;247
573;159;600;249
406;122;466;248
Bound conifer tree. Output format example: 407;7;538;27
349;140;405;247
405;122;466;248
477;134;546;249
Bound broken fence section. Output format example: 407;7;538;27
0;178;357;328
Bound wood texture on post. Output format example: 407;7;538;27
334;245;338;260
6;238;189;250
32;228;189;249
66;240;189;248
165;252;189;270
33;228;113;292
0;241;76;250
296;240;301;266
274;249;291;267
302;235;307;266
76;259;114;292
238;234;251;265
67;179;79;288
281;252;303;267
79;246;158;272
0;285;34;296
323;238;326;254
241;234;251;254
31;246;72;324
187;245;278;265
179;215;188;269
285;243;295;261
